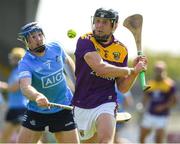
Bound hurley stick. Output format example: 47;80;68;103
123;14;150;91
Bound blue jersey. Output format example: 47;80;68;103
18;42;73;113
8;67;27;108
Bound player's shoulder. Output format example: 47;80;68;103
18;53;32;71
147;78;175;92
46;41;62;48
80;32;93;40
46;41;64;52
165;77;175;87
114;38;127;49
77;32;94;47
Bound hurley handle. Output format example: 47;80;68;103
137;51;151;91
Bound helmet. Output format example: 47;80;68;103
92;8;119;43
17;22;46;53
18;22;44;42
93;8;119;24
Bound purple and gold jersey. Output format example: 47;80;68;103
146;78;176;116
72;33;128;108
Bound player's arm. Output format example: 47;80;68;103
19;77;49;107
64;54;76;85
164;82;177;109
153;94;176;113
0;81;20;92
164;94;177;108
159;93;177;111
84;51;135;77
116;56;147;93
116;73;138;93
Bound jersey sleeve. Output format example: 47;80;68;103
121;54;128;67
75;37;96;58
169;84;176;95
120;44;128;67
18;60;32;79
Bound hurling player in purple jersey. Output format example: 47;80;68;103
139;61;177;143
72;8;148;143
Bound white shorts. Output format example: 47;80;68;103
74;102;116;140
141;112;169;129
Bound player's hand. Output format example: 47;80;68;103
134;60;147;74
132;56;147;67
35;94;50;108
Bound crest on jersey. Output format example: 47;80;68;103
56;56;61;63
95;47;100;52
113;52;120;60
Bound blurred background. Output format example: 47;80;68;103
0;0;180;143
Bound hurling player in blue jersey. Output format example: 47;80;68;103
139;61;177;143
0;48;27;143
72;8;148;143
16;22;79;143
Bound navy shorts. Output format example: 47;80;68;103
5;108;27;125
22;109;76;133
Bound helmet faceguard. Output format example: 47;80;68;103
18;22;46;53
92;8;119;43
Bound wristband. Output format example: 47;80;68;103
127;68;134;75
127;68;131;75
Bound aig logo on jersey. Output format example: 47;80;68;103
41;69;63;88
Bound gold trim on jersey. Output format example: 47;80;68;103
81;33;128;63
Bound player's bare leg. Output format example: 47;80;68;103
54;129;79;143
0;122;18;142
96;113;116;143
38;132;49;143
80;113;116;143
139;127;151;143
155;128;165;143
16;126;42;143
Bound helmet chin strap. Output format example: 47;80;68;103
29;45;46;53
